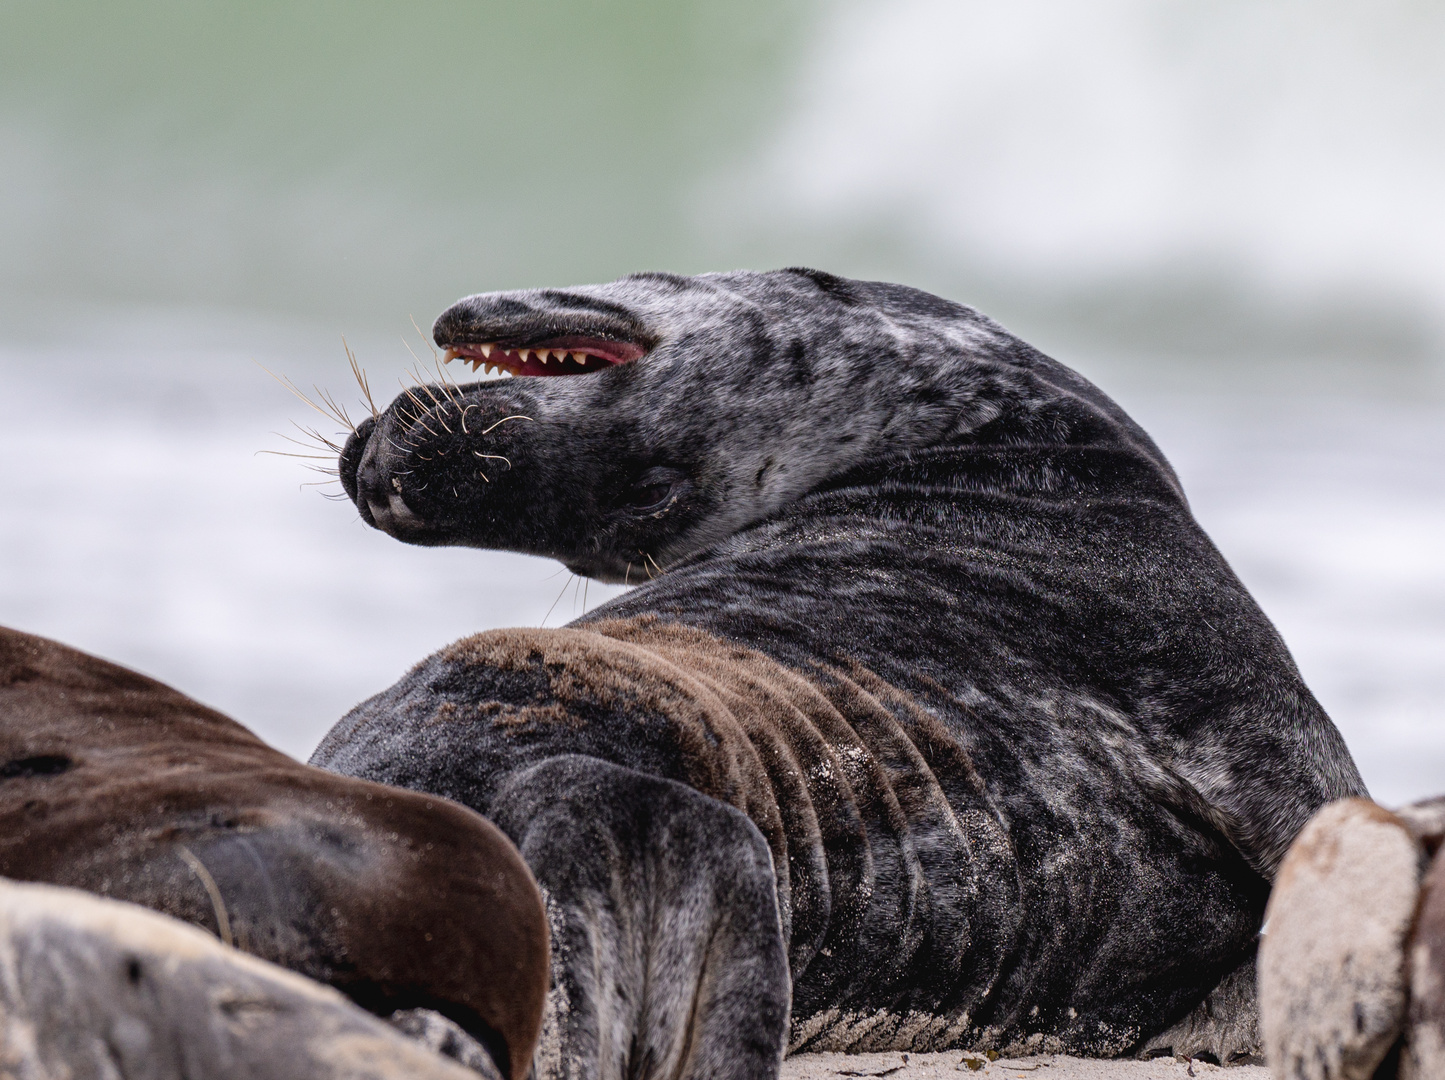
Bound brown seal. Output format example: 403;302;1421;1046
0;624;549;1080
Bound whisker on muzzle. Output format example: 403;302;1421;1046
344;338;381;421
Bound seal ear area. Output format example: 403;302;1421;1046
781;266;866;306
0;752;73;779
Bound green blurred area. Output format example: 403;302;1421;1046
0;0;807;331
1;0;1440;391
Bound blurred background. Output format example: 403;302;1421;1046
1;0;1440;800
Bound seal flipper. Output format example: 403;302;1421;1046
486;755;790;1080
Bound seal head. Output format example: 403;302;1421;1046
341;268;1159;583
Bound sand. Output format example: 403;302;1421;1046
781;1052;1269;1079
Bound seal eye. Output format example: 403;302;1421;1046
627;483;674;511
624;468;686;513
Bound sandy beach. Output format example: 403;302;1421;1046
782;1052;1268;1079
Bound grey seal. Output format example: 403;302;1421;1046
0;877;497;1080
316;269;1366;1077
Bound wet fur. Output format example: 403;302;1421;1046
318;269;1366;1073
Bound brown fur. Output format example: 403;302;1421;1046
432;616;1012;981
0;625;549;1080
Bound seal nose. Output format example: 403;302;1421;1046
353;432;430;538
338;416;375;507
340;415;428;538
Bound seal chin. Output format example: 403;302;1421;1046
563;555;634;585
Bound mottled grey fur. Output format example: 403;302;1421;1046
318;269;1366;1077
0;878;485;1080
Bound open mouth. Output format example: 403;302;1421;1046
443;337;648;378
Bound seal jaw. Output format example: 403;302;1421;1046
433;290;653;378
441;338;645;378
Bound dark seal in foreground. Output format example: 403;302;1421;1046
317;269;1366;1079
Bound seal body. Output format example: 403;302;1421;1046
317;269;1365;1074
0;625;549;1080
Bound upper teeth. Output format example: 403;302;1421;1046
442;343;604;377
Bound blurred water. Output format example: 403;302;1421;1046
1127;391;1445;805
1;1;1441;799
728;1;1445;293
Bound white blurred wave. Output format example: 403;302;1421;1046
729;0;1445;327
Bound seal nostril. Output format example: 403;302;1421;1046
339;416;376;504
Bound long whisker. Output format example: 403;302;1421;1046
410;314;442;363
408;365;454;433
542;574;575;627
343;338;380;421
402;334;464;410
313;386;355;434
403;340;462;412
396;383;441;437
281;421;346;453
431;354;465;408
177;846;232;948
258;362;355;432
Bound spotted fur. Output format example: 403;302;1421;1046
317;269;1365;1076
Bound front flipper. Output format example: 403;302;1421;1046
486;755;791;1080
